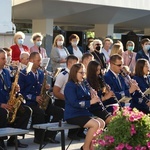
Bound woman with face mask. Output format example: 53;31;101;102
10;31;30;61
67;34;83;61
50;34;70;72
122;41;136;76
136;38;150;62
30;33;47;58
91;39;108;73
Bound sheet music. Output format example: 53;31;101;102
26;62;33;74
144;88;150;95
41;58;50;69
118;96;131;103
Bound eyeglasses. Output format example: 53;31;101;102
112;63;122;67
78;72;86;75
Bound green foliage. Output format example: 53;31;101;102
93;107;150;150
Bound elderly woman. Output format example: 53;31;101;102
67;34;83;61
122;41;136;76
10;31;30;61
30;32;47;58
50;34;70;72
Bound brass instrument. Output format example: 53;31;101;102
7;65;25;123
39;68;51;110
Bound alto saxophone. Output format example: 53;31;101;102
39;69;51;110
7;65;25;123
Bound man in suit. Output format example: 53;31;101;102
18;52;63;144
0;48;31;149
104;54;138;112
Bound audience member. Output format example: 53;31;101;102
30;32;47;58
136;38;150;61
67;34;83;61
122;41;136;76
51;34;70;72
11;31;30;61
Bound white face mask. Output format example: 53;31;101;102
57;41;63;46
71;41;78;46
36;41;42;47
144;45;150;51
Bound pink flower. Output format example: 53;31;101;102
98;139;106;146
147;133;150;138
147;141;150;149
115;143;124;150
104;136;114;144
130;124;136;136
113;106;119;116
125;144;133;150
134;146;141;150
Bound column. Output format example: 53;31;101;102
94;24;114;39
0;0;13;33
144;28;150;36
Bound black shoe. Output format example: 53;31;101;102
7;139;28;148
67;135;80;141
77;133;86;139
45;138;60;144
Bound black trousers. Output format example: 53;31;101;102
45;103;64;139
0;108;7;128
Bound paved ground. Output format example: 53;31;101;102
5;130;84;150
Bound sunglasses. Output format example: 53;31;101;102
112;63;122;67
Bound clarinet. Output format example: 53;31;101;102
99;74;119;104
120;70;150;104
83;79;106;111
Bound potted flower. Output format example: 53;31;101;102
93;107;150;150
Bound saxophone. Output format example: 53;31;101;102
7;65;25;123
39;69;51;110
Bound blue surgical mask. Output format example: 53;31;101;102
18;39;24;45
127;46;134;51
144;45;150;51
36;41;42;47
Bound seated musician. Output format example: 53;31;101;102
86;60;113;123
131;59;150;114
64;63;105;150
18;52;63;144
0;48;31;149
104;54;138;113
20;52;30;70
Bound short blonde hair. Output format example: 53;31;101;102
53;34;64;47
103;38;113;45
92;39;103;47
110;43;123;56
126;40;135;48
14;31;25;44
31;32;43;43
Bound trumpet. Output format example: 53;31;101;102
83;79;106;111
